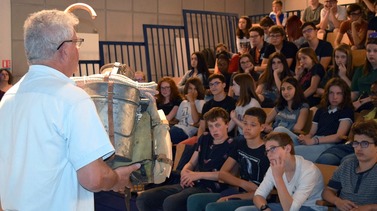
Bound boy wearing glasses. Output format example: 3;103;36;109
262;25;298;71
235;132;324;211
335;4;368;50
322;120;377;210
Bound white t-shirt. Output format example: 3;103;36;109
255;156;325;211
174;99;205;137
0;65;114;210
320;5;347;31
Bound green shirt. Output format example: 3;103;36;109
351;66;377;95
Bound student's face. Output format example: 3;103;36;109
242;115;264;140
240;56;253;72
160;82;171;98
265;140;289;162
216;46;227;54
238;18;247;30
191;54;198;68
269;33;284;46
271;58;284;73
334;50;347;67
281;82;296;102
370;84;377;107
187;83;198;96
366;44;377;66
272;3;282;13
353;134;377;163
217;58;229;73
0;70;9;82
328;85;344;108
309;0;319;5
209;78;225;96
232;80;240;96
349;10;362;22
324;0;337;9
302;26;317;41
207;118;228;141
249;31;263;46
297;53;314;69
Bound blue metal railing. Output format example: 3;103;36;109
183;10;238;56
77;60;101;76
249;9;302;24
143;24;186;82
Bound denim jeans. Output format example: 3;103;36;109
235;203;316;211
170;126;189;144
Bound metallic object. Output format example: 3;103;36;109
64;3;97;19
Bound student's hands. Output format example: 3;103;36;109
180;169;198;188
230;110;237;121
264;125;273;133
244;63;255;74
334;198;358;211
270;157;285;179
295;64;305;78
185;90;197;102
297;134;315;145
338;63;347;78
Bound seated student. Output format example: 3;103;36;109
300;22;333;71
317;0;347;39
316;80;377;165
318;44;355;96
266;77;309;135
136;107;235;211
187;108;270;211
236;16;252;54
278;78;354;162
156;77;183;125
286;15;306;49
214;43;239;74
335;4;368;50
216;51;233;92
256;52;293;108
249;26;269;74
228;73;261;136
170;78;206;144
262;25;298;71
134;70;146;82
294;47;325;107
301;0;324;26
178;52;210;91
235;132;325;211
322;120;377;210
259;16;275;43
269;0;287;27
228;53;259;98
351;33;377;112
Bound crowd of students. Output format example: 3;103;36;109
136;1;377;210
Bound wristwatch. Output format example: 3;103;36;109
260;204;269;211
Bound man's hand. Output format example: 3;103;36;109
334;198;358;211
112;163;141;192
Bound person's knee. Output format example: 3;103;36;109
315;153;340;165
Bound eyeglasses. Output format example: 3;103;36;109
350;12;361;16
160;86;171;90
269;34;282;39
209;81;221;87
57;38;84;50
351;140;375;148
265;145;283;155
302;28;315;34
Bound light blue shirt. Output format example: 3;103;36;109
0;65;114;210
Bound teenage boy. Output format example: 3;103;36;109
249;26;269;74
136;107;235;211
318;0;347;34
198;74;236;137
187;107;270;211
300;22;333;70
262;25;298;71
269;0;287;27
335;4;368;50
301;0;324;26
322;120;377;210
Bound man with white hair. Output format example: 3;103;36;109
0;10;140;210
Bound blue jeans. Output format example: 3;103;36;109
273;126;300;145
235;203;316;211
136;184;209;211
315;144;354;165
170;126;189;144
